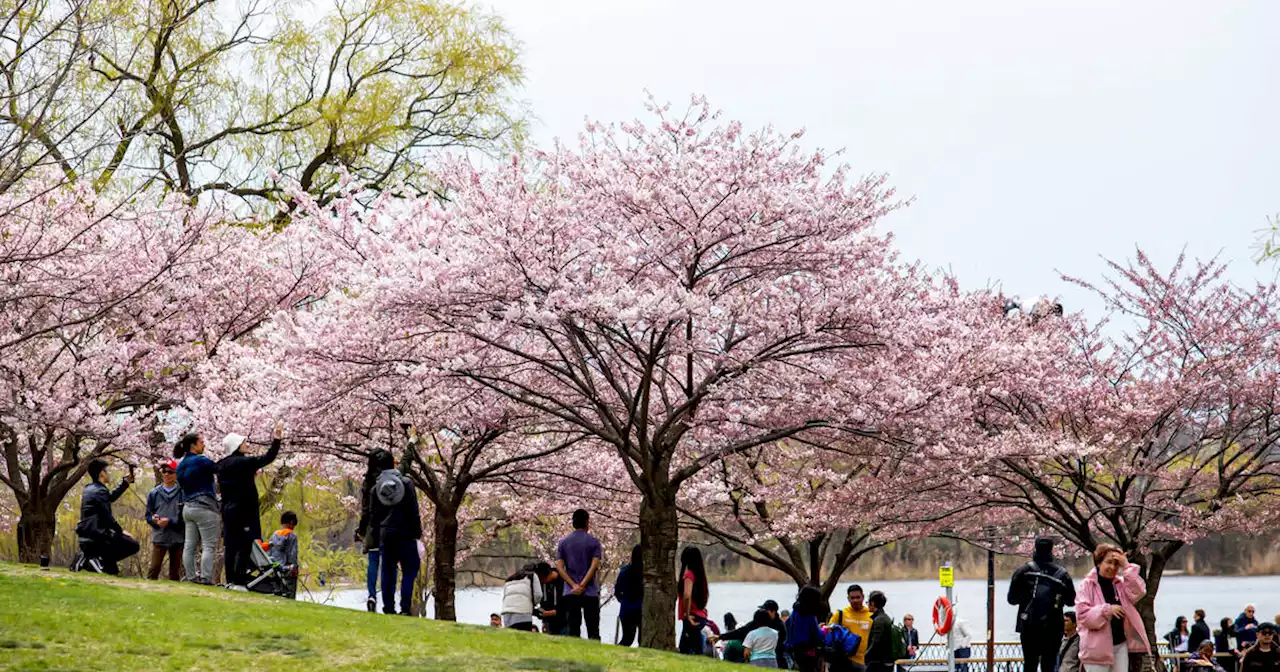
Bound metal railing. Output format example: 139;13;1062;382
895;641;1230;672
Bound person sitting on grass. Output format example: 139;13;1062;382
490;614;502;628
264;510;300;598
73;459;139;575
743;608;782;668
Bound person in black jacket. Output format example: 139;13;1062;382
715;598;788;668
865;590;896;672
538;562;568;635
73;459;139;574
356;449;395;613
369;457;422;615
1190;610;1213;656
216;421;282;585
1008;538;1076;672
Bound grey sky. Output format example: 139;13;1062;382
480;0;1279;316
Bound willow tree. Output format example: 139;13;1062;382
19;0;523;212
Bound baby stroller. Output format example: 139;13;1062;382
227;540;293;597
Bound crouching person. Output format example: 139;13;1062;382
74;459;140;574
266;511;300;599
501;562;547;631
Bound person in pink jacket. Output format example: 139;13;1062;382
1075;543;1151;672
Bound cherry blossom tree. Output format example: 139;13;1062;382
188;210;595;619
679;288;1066;600
0;176;329;562
969;253;1280;651
356;97;1042;648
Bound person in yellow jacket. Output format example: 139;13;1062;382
829;583;875;671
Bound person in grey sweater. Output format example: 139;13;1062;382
145;460;185;580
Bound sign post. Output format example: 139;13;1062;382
941;562;955;672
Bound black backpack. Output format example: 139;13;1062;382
1021;562;1068;624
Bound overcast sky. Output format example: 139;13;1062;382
478;0;1279;316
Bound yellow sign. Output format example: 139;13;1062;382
939;566;954;588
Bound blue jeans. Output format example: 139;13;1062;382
365;549;381;599
956;646;972;672
380;538;419;615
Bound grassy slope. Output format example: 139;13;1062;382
0;563;720;672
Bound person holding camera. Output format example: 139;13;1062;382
73;459;139;575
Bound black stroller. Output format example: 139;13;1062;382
227;540;294;598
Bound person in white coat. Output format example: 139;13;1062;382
502;562;555;631
954;618;975;672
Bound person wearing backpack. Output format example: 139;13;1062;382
865;590;896;672
889;616;912;672
369;458;422;615
1009;538;1077;672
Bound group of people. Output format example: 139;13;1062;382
489;508;607;638
69;422;300;597
67;437;1280;672
1011;538;1279;672
1159;606;1280;672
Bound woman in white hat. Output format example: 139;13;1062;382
215;421;283;585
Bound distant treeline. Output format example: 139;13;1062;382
696;535;1280;583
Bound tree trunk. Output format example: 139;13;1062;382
16;502;57;564
1133;549;1174;672
639;489;679;651
432;504;460;621
808;534;824;589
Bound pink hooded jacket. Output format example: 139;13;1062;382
1075;564;1150;665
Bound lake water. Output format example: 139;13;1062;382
305;575;1280;645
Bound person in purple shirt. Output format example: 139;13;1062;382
556;508;604;641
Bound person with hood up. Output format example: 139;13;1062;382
1074;543;1150;672
73;458;139;574
216;421;282;586
1009;538;1077;672
369;450;422;615
144;460;185;580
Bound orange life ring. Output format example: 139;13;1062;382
933;596;954;635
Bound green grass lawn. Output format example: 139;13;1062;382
0;563;722;671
